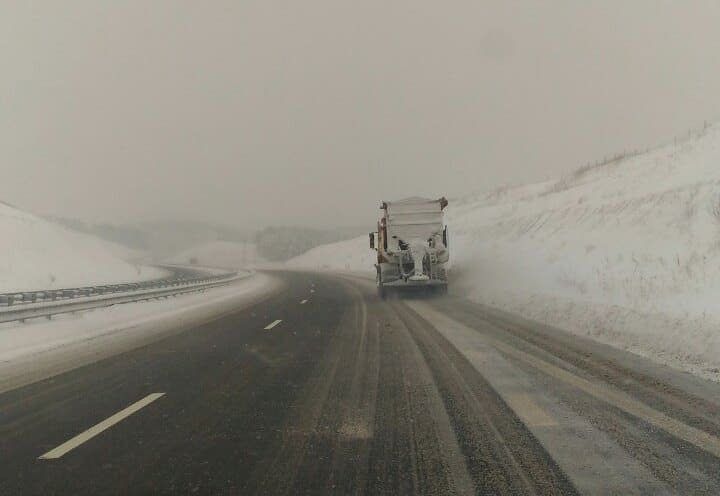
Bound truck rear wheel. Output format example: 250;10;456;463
376;270;386;299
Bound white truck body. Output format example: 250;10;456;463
370;197;449;297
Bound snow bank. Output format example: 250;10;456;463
164;241;266;268
0;203;165;292
288;124;720;380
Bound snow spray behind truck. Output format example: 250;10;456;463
369;197;449;298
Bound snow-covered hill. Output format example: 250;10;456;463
287;124;720;380
285;236;375;273
0;203;165;292
164;241;265;269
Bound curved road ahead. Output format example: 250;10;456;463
2;271;720;495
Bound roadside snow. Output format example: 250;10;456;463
287;124;720;381
0;203;165;292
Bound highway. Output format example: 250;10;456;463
2;271;720;495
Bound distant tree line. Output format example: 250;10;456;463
48;217;150;251
47;215;364;262
46;217;252;256
255;226;364;261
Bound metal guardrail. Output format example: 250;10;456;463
0;266;249;324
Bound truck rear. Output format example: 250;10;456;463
369;197;449;298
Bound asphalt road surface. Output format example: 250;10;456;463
2;271;720;495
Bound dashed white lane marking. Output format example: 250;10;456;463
264;319;282;330
300;299;308;305
310;289;315;294
39;392;165;460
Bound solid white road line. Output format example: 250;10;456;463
264;319;282;330
300;299;308;305
39;392;165;460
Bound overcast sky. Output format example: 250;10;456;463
2;1;720;229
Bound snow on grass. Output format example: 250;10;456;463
0;203;165;292
287;124;720;380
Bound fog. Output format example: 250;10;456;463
2;1;719;229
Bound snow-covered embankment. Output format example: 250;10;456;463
0;202;165;292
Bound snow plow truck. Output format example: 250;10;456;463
369;197;449;298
